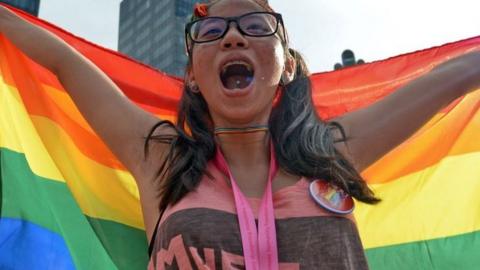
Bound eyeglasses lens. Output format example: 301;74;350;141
190;13;278;42
191;18;226;42
239;13;277;36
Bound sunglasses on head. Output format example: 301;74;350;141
185;11;286;55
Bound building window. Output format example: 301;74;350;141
154;0;170;13
136;28;151;43
138;13;152;29
121;43;134;54
119;28;135;44
120;17;134;31
137;42;151;56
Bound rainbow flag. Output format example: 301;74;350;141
1;6;479;270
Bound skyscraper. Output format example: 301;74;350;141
118;0;205;77
0;0;40;16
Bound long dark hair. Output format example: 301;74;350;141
144;3;380;214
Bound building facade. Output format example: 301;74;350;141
118;0;205;77
0;0;40;16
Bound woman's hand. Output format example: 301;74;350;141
0;4;68;72
333;50;480;172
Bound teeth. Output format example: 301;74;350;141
221;60;253;74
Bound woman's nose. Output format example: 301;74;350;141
220;22;249;50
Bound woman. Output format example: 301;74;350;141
0;0;479;269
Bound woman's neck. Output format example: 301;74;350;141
216;131;271;169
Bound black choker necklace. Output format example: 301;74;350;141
214;124;269;135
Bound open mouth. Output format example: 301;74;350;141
220;61;254;90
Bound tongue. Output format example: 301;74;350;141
224;75;253;90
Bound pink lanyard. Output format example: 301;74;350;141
213;143;279;270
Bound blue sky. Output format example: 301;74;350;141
39;0;479;72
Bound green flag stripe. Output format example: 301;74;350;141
366;230;480;269
0;147;148;269
87;217;148;269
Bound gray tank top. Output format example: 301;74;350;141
148;162;369;269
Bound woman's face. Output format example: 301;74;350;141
190;0;287;127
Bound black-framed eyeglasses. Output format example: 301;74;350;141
185;11;286;55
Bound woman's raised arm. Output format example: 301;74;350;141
0;6;175;173
0;5;173;235
333;51;480;172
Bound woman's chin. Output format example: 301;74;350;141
207;80;275;125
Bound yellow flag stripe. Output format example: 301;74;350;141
356;151;480;248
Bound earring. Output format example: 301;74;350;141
189;81;200;93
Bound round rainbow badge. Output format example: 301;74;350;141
309;179;355;214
